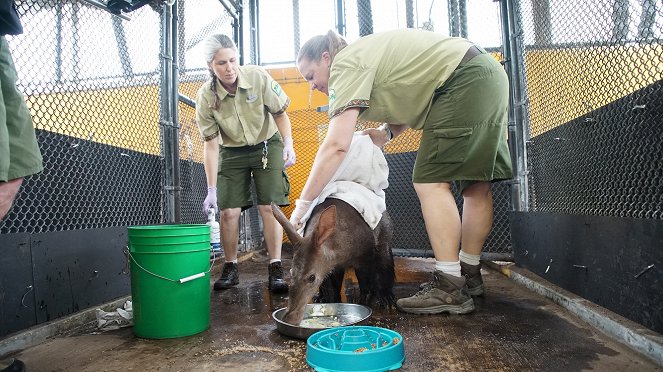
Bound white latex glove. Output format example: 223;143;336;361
289;199;313;230
361;123;392;148
203;186;218;215
282;136;296;168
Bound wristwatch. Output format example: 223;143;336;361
379;123;393;141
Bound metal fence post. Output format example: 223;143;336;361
336;0;346;36
500;0;530;212
160;0;181;224
357;0;373;36
171;0;182;223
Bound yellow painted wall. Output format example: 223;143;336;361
27;85;162;155
526;44;662;137
24;45;661;172
267;67;328;111
21;46;660;224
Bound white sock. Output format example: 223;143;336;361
435;260;461;277
269;259;281;264
459;250;481;266
228;259;238;264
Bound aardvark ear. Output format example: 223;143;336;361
315;205;336;247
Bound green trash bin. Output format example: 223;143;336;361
128;224;211;339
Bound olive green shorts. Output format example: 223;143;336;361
413;52;513;194
1;36;43;181
217;133;290;210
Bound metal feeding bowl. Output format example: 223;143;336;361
272;303;372;340
307;326;405;372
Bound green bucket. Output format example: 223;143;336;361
128;224;211;339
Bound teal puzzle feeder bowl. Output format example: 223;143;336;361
306;326;405;372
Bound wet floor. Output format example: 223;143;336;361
5;252;661;371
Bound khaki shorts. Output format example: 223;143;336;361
1;36;43;181
413;52;513;194
217;133;290;210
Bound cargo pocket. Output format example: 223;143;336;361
428;128;473;164
282;170;291;197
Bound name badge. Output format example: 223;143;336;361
247;94;258;103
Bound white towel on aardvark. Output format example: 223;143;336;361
298;132;389;234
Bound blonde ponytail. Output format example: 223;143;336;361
297;30;348;64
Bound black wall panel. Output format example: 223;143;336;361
510;211;663;334
526;80;662;220
31;227;131;324
1;129;162;235
0;234;37;337
385;151;513;257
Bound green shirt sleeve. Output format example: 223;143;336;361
328;64;374;119
195;82;220;142
324;29;473;129
261;68;290;115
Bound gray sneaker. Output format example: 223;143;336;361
397;271;474;315
460;261;484;296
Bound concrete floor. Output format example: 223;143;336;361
2;251;662;372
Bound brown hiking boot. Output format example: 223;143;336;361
396;271;474;315
460;261;484;296
214;262;239;290
268;261;289;293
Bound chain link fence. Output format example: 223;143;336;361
5;0;658;257
1;0;514;260
510;0;662;219
0;0;230;233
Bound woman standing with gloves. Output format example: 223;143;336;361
195;34;295;293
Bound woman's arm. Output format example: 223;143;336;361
386;123;408;138
289;108;359;228
203;136;220;187
274;112;296;168
273;112;293;139
300;108;359;200
202;136;220;215
362;123;408;147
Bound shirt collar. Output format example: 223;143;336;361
236;66;252;91
212;66;253;99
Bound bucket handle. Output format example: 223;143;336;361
124;246;217;284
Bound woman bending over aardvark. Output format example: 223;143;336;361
290;29;513;315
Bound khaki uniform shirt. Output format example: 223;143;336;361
328;29;472;130
195;65;290;147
